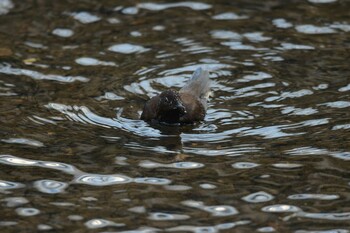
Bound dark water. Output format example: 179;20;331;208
1;0;350;232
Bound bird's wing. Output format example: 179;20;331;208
179;67;211;109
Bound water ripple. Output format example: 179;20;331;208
0;0;13;15
242;191;274;203
232;162;260;169
52;28;74;38
70;12;101;24
75;57;116;66
34;180;68;194
139;160;204;169
74;174;132;186
288;194;339;200
0;63;88;83
212;12;248;20
182;200;238;216
45;103;162;137
138;2;212;11
1;138;44;147
134;177;171;185
262;204;301;213
15;207;40;216
166;221;250;232
292;212;350;221
108;43;149;54
84;218;124;229
148;212;190;221
2;197;29;207
0;180;25;190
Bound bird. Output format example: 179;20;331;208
140;67;211;124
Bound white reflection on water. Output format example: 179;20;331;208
182;200;238;216
108;43;149;54
52;28;74;38
70;12;101;24
84;218;124;229
0;63;88;83
138;2;212;11
0;154;172;187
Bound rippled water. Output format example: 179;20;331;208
1;0;350;232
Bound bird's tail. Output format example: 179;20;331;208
179;68;211;107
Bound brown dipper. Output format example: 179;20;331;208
140;68;211;124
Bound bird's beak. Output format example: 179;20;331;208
174;103;186;114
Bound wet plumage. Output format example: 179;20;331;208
140;68;211;124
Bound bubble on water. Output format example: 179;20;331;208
134;177;171;185
0;180;25;189
212;12;248;20
75;174;132;186
0;155;37;166
148;212;190;220
232;162;260;169
84;218;124;229
34;180;68;194
242;191;274;203
52;28;74;38
204;205;238;216
16;207;40;216
108;43;149;54
182;200;238;216
262;204;301;213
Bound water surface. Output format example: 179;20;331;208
1;0;350;232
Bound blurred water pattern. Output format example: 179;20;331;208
0;0;350;232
